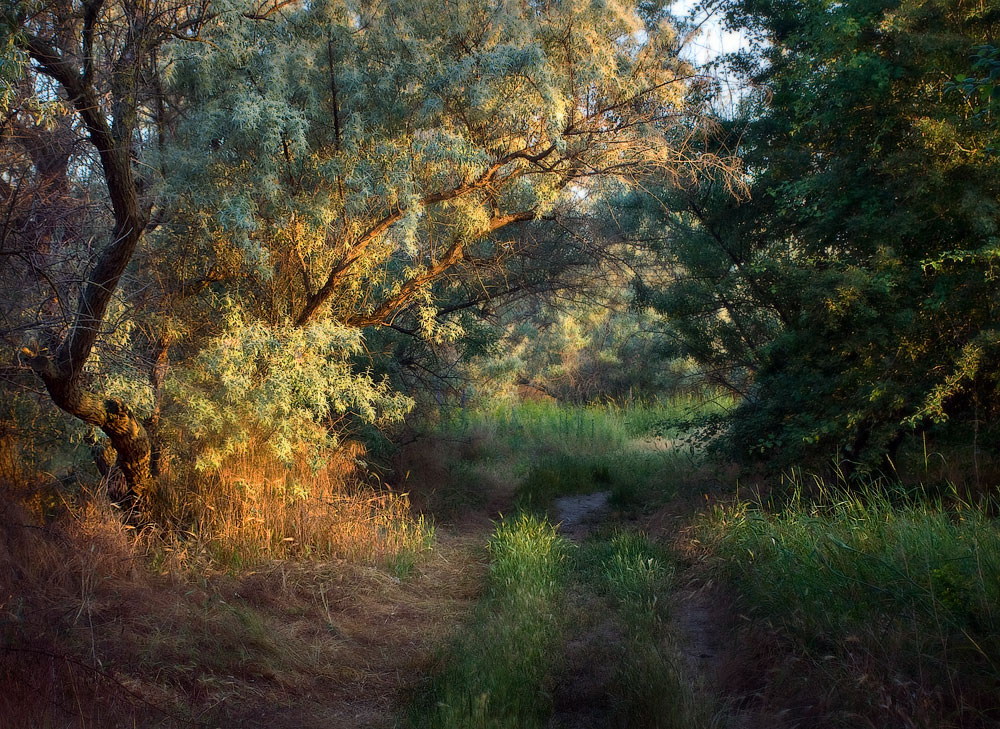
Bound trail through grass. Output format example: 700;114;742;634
406;398;718;728
407;398;1000;729
410;513;568;729
408;516;710;729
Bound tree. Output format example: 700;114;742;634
2;0;732;497
147;0;733;468
628;0;1000;470
3;0;177;495
160;0;728;325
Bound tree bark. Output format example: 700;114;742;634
17;21;154;496
23;347;152;496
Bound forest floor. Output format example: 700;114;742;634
5;401;997;728
383;416;756;729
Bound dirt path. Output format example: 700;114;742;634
549;487;753;729
547;587;624;729
553;490;611;540
546;492;614;728
236;528;489;729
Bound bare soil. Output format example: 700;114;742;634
553;490;611;540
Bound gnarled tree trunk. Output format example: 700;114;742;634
13;4;155;498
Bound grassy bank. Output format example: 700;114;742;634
698;483;1000;727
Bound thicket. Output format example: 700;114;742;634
0;0;736;523
625;0;1000;476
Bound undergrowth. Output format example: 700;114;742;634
142;438;435;573
0;430;437;726
577;530;709;729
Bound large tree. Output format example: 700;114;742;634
1;0;214;495
159;0;727;326
2;0;730;495
628;0;1000;470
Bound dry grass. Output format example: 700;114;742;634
0;428;455;728
146;439;433;573
0;473;481;729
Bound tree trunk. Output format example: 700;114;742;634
19;23;154;498
24;348;152;498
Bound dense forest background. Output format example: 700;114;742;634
2;0;1000;726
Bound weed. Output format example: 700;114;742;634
699;481;1000;726
570;530;708;729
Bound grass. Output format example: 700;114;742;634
516;450;683;512
575;530;709;729
0;478;473;728
439;394;727;448
411;513;569;729
401;397;723;728
146;438;434;573
698;480;1000;727
415;397;716;518
0;431;441;727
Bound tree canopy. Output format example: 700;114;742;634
1;0;728;497
627;0;1000;471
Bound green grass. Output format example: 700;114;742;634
430;398;715;516
513;451;681;512
699;482;1000;725
439;395;726;454
411;513;569;729
575;530;708;729
406;398;725;728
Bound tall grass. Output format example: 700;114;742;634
441;395;725;451
516;450;682;512
412;513;568;729
700;481;1000;725
149;439;433;572
427;398;712;516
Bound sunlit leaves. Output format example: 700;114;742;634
167;310;412;471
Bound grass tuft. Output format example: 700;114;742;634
412;513;568;729
699;482;1000;725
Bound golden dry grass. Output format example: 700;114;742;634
144;439;431;572
0;427;467;728
0;473;484;728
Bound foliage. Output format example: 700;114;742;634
159;0;725;329
165;311;411;475
952;44;1000;139
2;0;729;504
627;0;1000;471
582;530;673;629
